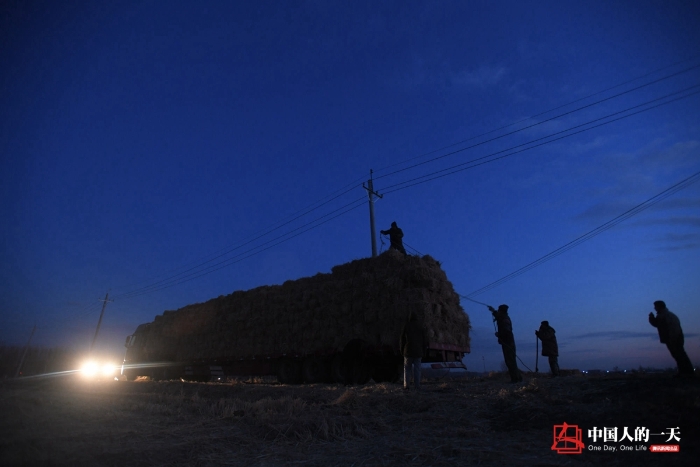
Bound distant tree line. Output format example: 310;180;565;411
0;345;81;378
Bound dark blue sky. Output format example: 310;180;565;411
2;1;699;371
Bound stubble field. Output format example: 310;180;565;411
1;372;698;467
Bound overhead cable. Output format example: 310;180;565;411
380;86;700;195
466;169;700;297
113;186;364;299
116;197;367;299
373;64;700;181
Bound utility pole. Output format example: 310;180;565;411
362;169;383;257
90;292;113;355
15;324;37;378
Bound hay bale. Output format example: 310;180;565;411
141;251;471;360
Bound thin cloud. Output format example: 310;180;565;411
634;215;700;228
564;348;605;354
658;232;700;242
400;62;507;91
572;331;699;340
638;140;700;169
574;138;700;203
575;201;638;222
571;331;658;340
576;198;700;224
659;242;700;251
450;65;506;88
656;232;700;251
654;198;700;210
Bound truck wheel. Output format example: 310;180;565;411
352;360;372;385
330;354;346;383
302;357;329;384
277;358;302;384
372;361;400;383
341;339;371;385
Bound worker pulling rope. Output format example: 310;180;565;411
458;294;533;374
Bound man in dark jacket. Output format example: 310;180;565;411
380;221;406;255
489;304;523;383
400;311;427;390
536;321;560;376
649;300;694;377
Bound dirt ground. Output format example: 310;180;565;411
1;372;698;467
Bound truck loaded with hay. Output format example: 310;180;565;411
121;250;471;384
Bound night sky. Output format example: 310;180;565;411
2;1;699;372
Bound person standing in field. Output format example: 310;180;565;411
400;311;427;391
489;304;523;383
536;320;560;376
648;300;695;377
380;221;406;255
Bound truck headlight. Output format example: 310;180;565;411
101;363;116;377
80;361;117;378
80;361;99;377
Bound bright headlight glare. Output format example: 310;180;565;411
81;361;98;377
101;363;115;377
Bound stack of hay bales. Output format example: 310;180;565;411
142;249;471;362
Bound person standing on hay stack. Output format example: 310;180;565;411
400;311;427;391
535;321;560;376
380;221;406;255
489;304;523;383
648;300;695;377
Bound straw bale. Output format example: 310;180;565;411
141;251;470;361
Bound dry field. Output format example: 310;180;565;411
1;372;698;467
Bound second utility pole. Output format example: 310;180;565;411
90;292;112;355
363;169;383;257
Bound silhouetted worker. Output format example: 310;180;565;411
380;221;406;255
648;300;695;377
536;321;560;376
400;311;427;390
489;304;523;383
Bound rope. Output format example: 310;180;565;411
516;352;533;372
498;340;534;373
378;240;533;373
458;294;491;308
403;241;423;256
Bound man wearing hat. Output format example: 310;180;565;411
380;221;406;255
648;300;694;377
536;321;560;376
489;304;523;383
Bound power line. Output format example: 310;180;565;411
85;66;700;304
380;86;700;195
114;85;700;301
466;169;700;297
27;298;104;331
115;196;368;299
370;58;699;177
373;64;700;181
111;177;366;294
111;64;700;301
